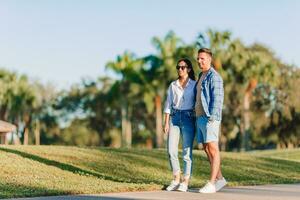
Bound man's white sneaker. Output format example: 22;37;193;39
216;177;227;191
166;180;180;191
199;181;216;193
177;183;188;192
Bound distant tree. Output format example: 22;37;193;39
106;52;144;148
144;31;182;148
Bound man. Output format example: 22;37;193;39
195;48;227;193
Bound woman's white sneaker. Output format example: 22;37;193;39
177;183;188;192
166;180;180;191
216;177;227;191
199;181;216;193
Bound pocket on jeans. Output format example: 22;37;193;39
186;112;195;122
171;109;177;116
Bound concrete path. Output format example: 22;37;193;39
9;184;300;200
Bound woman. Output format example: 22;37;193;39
164;58;196;192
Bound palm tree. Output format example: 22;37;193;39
196;29;231;71
83;77;118;146
195;29;281;151
106;52;144;148
30;81;58;145
145;31;182;148
0;70;38;145
222;40;280;150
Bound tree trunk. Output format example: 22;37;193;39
121;104;132;148
99;131;105;146
220;133;227;151
146;138;153;149
11;131;14;144
121;105;127;147
155;95;163;148
35;120;40;145
0;104;8;121
23;113;31;145
125;105;132;148
4;134;8;145
0;134;6;144
125;120;132;148
241;91;250;151
23;127;29;145
241;79;257;151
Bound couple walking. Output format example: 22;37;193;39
163;48;226;193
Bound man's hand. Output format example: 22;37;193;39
208;116;215;123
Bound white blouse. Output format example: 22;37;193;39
164;78;196;114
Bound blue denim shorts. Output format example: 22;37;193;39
196;116;221;144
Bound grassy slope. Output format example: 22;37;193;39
0;145;299;198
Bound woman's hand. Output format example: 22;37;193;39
164;123;170;134
164;113;170;134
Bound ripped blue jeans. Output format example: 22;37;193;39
167;109;195;179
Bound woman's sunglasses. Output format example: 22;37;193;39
176;65;188;70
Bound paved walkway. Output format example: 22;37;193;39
9;184;300;200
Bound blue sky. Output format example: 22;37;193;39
0;0;299;89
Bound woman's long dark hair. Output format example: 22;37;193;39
177;58;195;80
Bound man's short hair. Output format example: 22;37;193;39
198;48;213;58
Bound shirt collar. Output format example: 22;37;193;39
175;78;191;88
199;66;214;80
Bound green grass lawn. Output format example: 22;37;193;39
0;145;299;198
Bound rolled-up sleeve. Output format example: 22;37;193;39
164;85;173;114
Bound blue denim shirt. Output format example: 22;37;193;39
195;67;224;121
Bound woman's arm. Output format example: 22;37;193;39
163;84;172;134
164;113;170;134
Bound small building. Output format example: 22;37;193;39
0;120;16;144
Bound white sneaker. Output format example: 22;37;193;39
216;177;227;191
166;180;180;191
177;183;188;192
199;181;216;193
